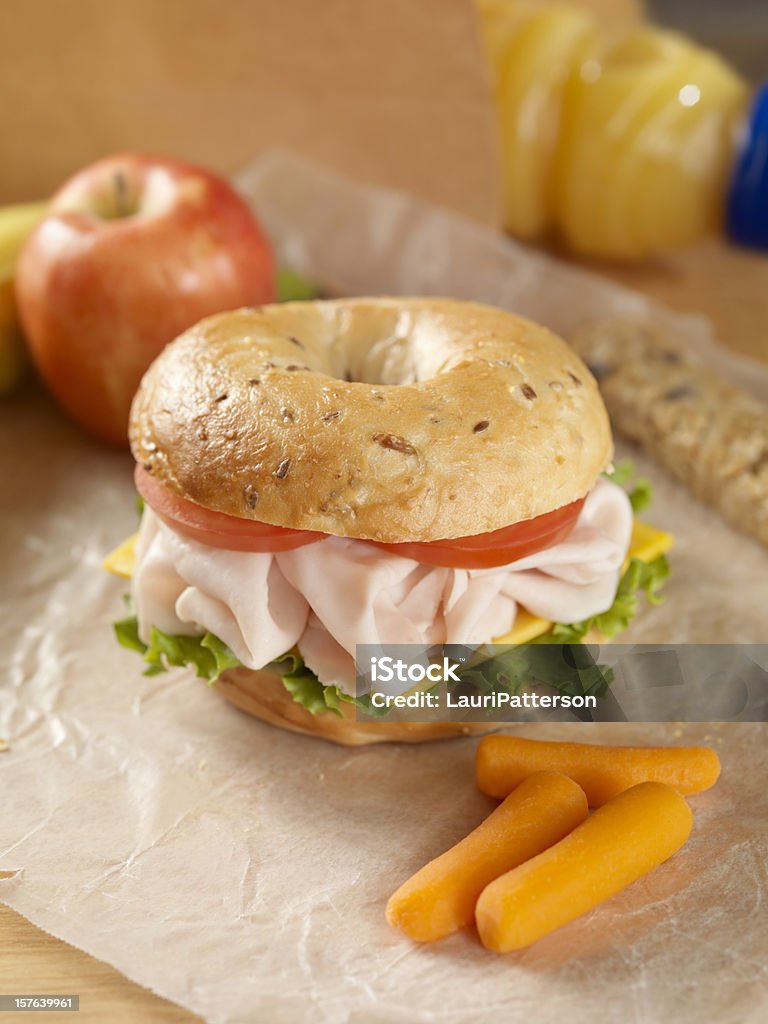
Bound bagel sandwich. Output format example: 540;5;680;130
105;298;673;745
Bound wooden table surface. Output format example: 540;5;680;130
2;238;766;1023
0;894;200;1023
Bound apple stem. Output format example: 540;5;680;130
114;170;130;218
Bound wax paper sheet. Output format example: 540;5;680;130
2;152;767;1024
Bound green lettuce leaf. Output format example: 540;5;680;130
269;650;389;718
549;554;670;644
112;612;376;713
604;459;653;514
114;614;239;683
113;613;147;655
456;640;613;712
627;477;653;514
277;651;338;715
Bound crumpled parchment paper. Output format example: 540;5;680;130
1;151;767;1024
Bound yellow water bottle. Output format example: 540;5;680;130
478;1;762;257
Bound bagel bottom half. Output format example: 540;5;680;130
214;667;495;746
214;628;606;746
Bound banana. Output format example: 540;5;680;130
0;201;47;272
0;200;47;396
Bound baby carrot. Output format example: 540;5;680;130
386;772;588;943
475;781;693;953
476;735;721;806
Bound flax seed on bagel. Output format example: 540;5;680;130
129;298;612;542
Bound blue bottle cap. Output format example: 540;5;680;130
726;82;768;249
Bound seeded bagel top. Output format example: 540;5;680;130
129;298;612;542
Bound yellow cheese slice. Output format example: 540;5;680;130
103;519;674;641
102;533;138;579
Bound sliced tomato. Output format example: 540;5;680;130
373;497;586;569
134;465;326;552
135;465;586;565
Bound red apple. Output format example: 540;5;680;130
15;153;276;443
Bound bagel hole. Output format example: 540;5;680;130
328;310;456;385
340;315;420;385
